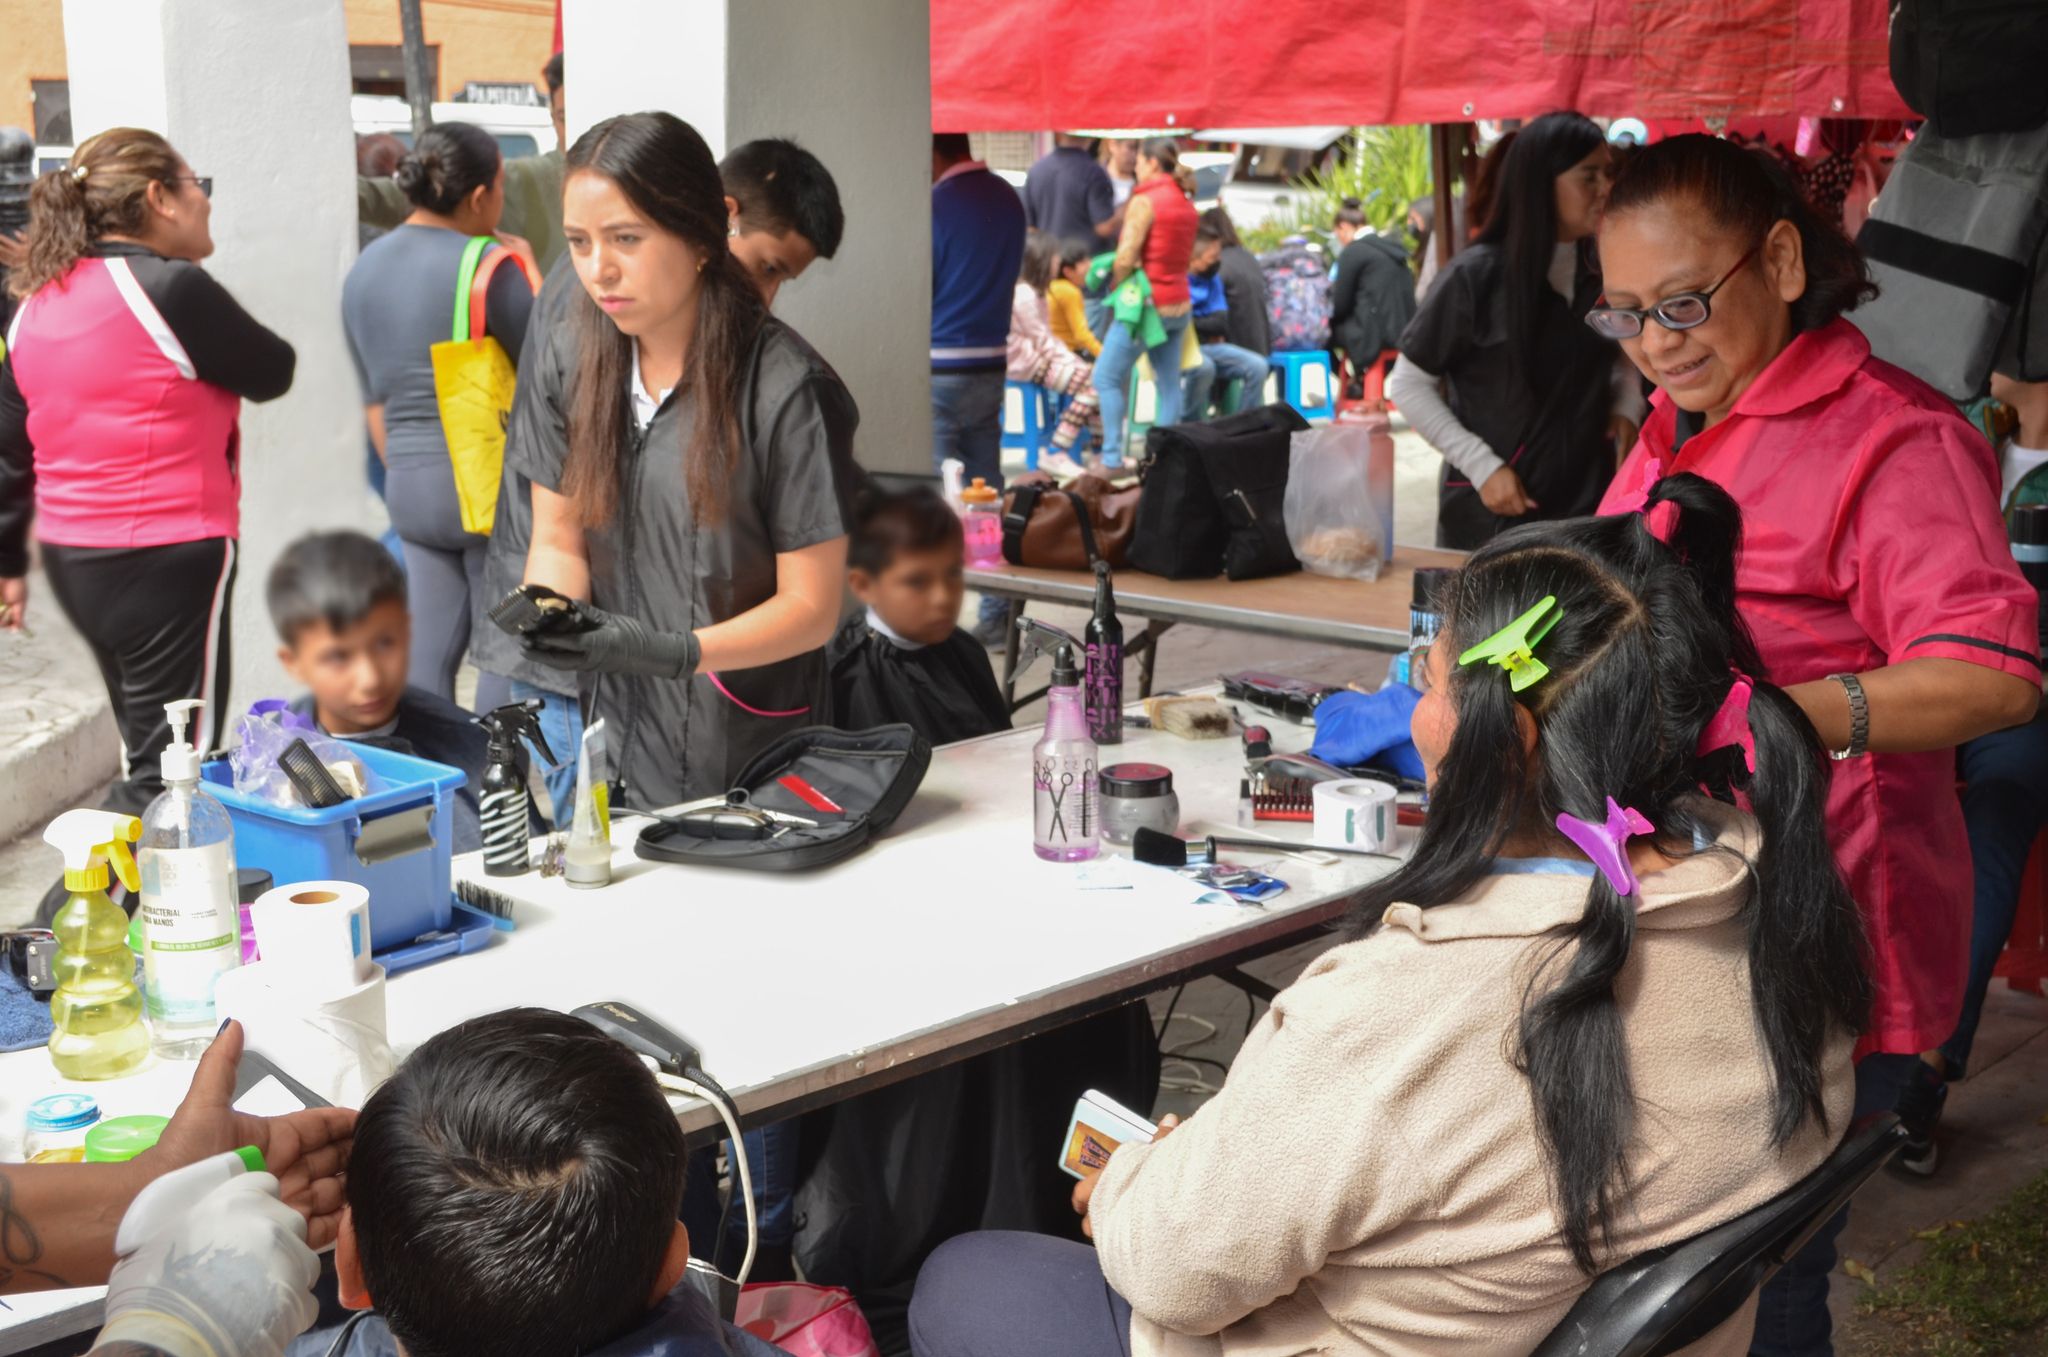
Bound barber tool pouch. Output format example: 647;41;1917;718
633;725;931;872
1130;403;1308;579
1000;472;1141;570
431;236;541;535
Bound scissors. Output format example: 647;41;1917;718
670;788;817;841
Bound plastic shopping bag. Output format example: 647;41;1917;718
229;700;369;809
734;1282;880;1357
431;237;540;536
1283;411;1395;581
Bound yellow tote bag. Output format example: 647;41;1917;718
431;236;539;535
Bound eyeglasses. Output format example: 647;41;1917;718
168;175;214;199
1584;243;1760;341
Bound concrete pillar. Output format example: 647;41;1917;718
61;0;370;716
565;0;933;475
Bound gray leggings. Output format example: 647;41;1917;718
384;457;509;710
909;1232;1132;1357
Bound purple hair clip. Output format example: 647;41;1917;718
1555;797;1657;897
1699;674;1757;774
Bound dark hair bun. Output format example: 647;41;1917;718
395;123;500;216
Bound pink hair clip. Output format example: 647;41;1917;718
1699;673;1757;774
1555;797;1657;897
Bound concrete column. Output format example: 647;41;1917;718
565;0;933;475
61;0;370;716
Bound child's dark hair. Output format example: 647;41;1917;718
1020;228;1062;293
719;137;845;260
267;531;407;643
346;1008;687;1357
1606;133;1877;333
1352;473;1869;1273
1334;196;1368;230
1058;236;1096;271
849;483;962;575
395;122;502;216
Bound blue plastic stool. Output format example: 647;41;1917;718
1270;350;1334;423
1001;380;1051;470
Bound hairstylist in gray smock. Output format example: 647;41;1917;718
511;111;858;807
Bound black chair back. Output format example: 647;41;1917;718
1531;1113;1906;1357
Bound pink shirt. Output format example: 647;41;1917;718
8;257;243;549
1600;319;2040;1055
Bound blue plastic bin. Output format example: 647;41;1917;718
201;743;466;955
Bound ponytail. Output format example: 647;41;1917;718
1515;872;1639;1271
9;127;182;300
1736;678;1872;1142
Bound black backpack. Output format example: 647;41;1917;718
1128;403;1308;580
1889;0;2048;136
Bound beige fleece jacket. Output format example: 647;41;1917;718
1090;802;1854;1357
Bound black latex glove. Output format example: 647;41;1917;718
521;603;701;679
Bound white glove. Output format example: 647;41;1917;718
96;1168;320;1357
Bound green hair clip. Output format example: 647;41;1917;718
1458;595;1564;692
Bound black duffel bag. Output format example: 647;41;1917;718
1128;403;1309;580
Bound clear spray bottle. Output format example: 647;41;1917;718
1032;644;1099;862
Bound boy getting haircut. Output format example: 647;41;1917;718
321;1008;778;1357
828;482;1010;744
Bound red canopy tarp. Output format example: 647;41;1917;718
931;0;1910;131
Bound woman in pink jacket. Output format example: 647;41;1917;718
1;127;294;815
1007;230;1101;475
910;476;1866;1357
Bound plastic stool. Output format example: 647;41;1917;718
1001;380;1057;470
1269;350;1334;423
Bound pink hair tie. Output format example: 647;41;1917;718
706;672;810;719
1699;673;1757;774
1556;798;1657;898
1611;457;1678;541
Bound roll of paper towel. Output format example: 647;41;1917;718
213;960;395;1108
1312;779;1399;853
249;881;372;1000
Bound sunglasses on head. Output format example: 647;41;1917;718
1584;242;1761;341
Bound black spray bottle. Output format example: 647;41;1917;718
473;700;557;877
1084;559;1124;745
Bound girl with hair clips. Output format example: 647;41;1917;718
1390;112;1644;548
1591;134;2042;1357
0;127;294;818
910;474;1867;1357
344;121;538;711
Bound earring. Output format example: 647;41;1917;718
728;223;740;239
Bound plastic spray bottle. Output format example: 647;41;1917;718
1032;644;1100;862
1084;560;1124;745
473;700;556;877
43;810;151;1079
138;699;241;1059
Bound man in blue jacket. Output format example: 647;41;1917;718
930;132;1025;643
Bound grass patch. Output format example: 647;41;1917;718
1854;1168;2048;1355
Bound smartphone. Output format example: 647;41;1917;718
1058;1088;1158;1180
489;583;600;638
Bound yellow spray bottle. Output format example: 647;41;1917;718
43;810;151;1079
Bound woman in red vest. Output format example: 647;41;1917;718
1092;137;1198;468
0;127;294;815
